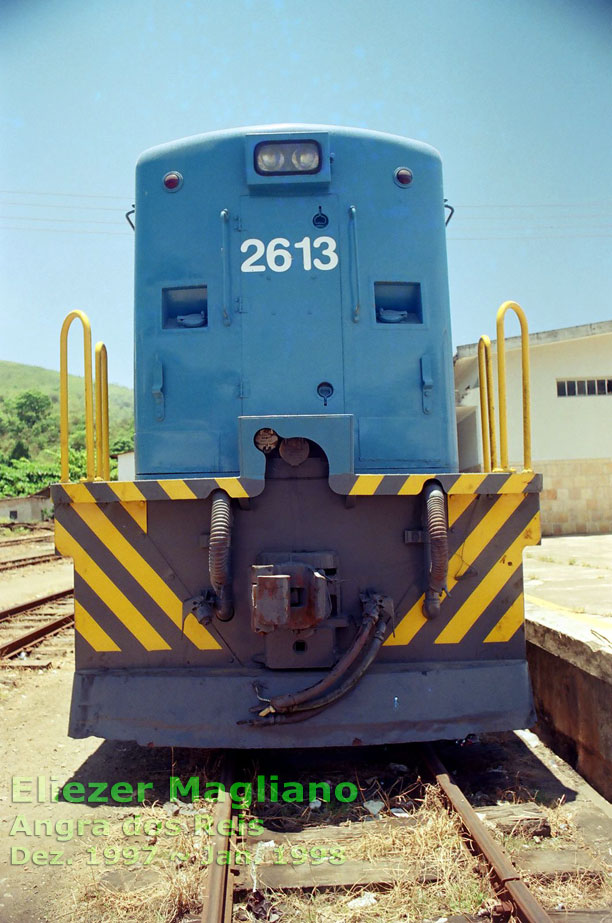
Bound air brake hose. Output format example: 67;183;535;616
287;615;390;713
209;489;233;619
269;610;379;712
243;613;391;726
423;482;448;619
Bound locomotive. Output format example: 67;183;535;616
53;125;541;748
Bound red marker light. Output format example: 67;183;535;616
163;171;182;190
394;168;413;187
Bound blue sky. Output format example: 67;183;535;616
1;0;610;388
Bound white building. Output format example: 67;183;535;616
116;451;135;481
454;320;612;535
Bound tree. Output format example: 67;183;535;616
110;433;134;454
10;440;30;460
13;390;52;427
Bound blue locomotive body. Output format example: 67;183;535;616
53;125;541;748
134;125;457;479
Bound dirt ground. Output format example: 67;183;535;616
0;662;196;923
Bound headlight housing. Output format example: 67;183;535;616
255;140;321;175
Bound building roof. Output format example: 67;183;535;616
455;319;612;361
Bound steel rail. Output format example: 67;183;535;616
421;744;552;923
200;757;236;923
0;534;52;547
0;613;74;659
0;589;73;624
0;553;58;572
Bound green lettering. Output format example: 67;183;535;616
11;778;34;803
62;782;85;803
229;781;252;807
169;776;199;801
10;847;29;864
137;781;153;802
55;819;73;842
282;782;304;803
334;782;358;803
203;782;224;802
9;814;32;836
110;782;134;803
87;782;108;804
308;782;330;803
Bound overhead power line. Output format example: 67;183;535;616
0;189;129;200
0;214;125;226
0;200;129;212
0;225;130;236
453;202;612;209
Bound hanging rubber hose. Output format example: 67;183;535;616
243;612;391;726
423;482;448;619
209;489;233;620
269;608;380;712
240;595;391;726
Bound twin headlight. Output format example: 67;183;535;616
254;140;321;175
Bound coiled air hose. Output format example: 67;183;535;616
423;482;448;619
240;596;391;726
209;489;233;620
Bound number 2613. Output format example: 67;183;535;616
240;236;338;273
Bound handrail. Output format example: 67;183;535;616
477;335;498;472
94;341;110;480
496;300;532;472
60;311;95;482
348;206;361;323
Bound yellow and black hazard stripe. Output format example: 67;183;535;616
53;470;540;662
52;471;542;507
385;489;540;653
52;475;262;506
54;494;221;659
330;471;542;496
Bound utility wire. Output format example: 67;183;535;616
0;225;130;236
0;201;129;212
0;215;125;225
0;189;129;200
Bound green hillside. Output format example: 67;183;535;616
0;360;133;497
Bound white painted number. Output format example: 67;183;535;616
240;236;338;273
266;238;292;272
293;236;312;271
240;238;266;272
313;236;339;271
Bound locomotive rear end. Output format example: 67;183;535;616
53;125;541;747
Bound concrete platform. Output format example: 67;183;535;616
523;535;612;801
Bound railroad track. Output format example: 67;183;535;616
199;747;556;923
0;552;58;572
0;589;74;661
0;532;53;548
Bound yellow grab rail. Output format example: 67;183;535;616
60;312;110;483
477;335;498;472
496;300;532;472
60;311;95;482
95;341;110;481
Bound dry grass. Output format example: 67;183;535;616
59;800;215;923
525;868;612;911
488;797;612;912
59;766;612;923
235;785;499;923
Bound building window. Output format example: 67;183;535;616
556;377;612;397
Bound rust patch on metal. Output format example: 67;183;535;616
251;562;330;634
